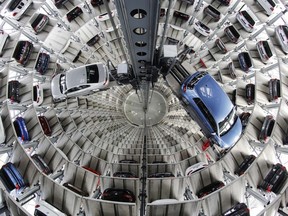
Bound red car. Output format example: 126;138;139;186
197;181;225;198
66;7;83;22
38;116;52;136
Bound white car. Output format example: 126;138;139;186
194;21;211;36
33;84;44;106
256;40;273;63
236;11;255;33
97;11;114;21
0;116;5;144
105;24;120;33
34;200;67;216
256;0;276;16
0;30;9;57
185;162;208;176
275;25;288;54
2;0;33;20
51;63;109;102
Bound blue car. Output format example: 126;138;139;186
180;71;242;149
13;117;30;141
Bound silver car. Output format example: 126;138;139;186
51;63;109;102
236;11;255;33
276;25;288;54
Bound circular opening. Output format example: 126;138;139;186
133;27;147;35
135;41;147;47
137;52;147;56
130;9;147;19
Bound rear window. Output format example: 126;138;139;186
283;26;288;38
86;65;99;83
242;11;255;25
31;14;45;29
262;41;272;57
199;22;209;30
8;0;21;11
267;0;275;7
207;5;220;15
243;52;252;67
228;26;240;38
33;86;37;101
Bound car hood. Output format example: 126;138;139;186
195;75;234;123
220;116;242;149
66;68;87;89
51;74;65;99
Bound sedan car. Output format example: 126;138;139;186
34;200;67;216
275;25;288;54
194;21;211;36
234;154;256;176
180;71;242;149
238;52;252;72
2;0;32;20
256;40;273;63
101;188;136;202
51;63;109;102
66;6;83;22
185;162;208;176
259;115;275;142
54;0;69;8
30;13;49;34
236;11;255;32
33;84;44;106
197;181;225;198
221;203;250;216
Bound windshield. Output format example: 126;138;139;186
59;74;66;94
219;107;238;135
86;65;99;83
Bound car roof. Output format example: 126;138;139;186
194;74;234;124
66;66;87;89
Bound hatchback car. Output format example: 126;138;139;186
259;115;275;142
34;200;67;216
173;11;190;21
238;52;252;72
268;79;280;102
0;116;5;144
258;163;287;193
33;84;44;106
275;25;288;54
51;63;109;102
101;188;136;202
66;6;83;22
215;38;227;54
236;11;255;33
31;154;52;175
113;171;138;178
180;71;242;149
30;13;49;34
194;21;211;36
185;162;208;176
224;25;240;43
8;80;20;103
2;0;32;20
0;30;9;57
234;154;256;176
38;116;52;136
221;203;250;216
148;172;174;178
13;117;30;141
13;40;33;66
197;181;225;198
204;5;221;21
245;83;255;105
256;40;273;63
256;0;276;16
35;52;50;74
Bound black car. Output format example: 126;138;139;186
216;38;227;53
148;172;175;178
91;0;109;7
160;8;166;17
238;52;252;72
119;159;138;164
221;203;250;216
268;79;280;102
239;112;251;128
259;115;275;142
101;188;136;202
258;163;288;193
217;0;231;6
234;155;256;176
113;171;138;178
224;25;240;44
31;154;52;175
66;6;83;22
13;40;33;66
245;83;255;105
35;52;50;74
8;80;20;103
228;62;236;79
63;182;89;197
197;181;225;198
54;0;69;8
204;5;221;21
87;35;100;47
173;11;190;21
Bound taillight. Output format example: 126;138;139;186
22;134;25;141
248;24;253;28
12;12;17;16
183;85;187;92
271;7;274;11
123;194;133;201
267;185;272;192
35;204;40;208
15;183;20;190
245;208;250;213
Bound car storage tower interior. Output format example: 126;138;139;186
0;0;288;215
